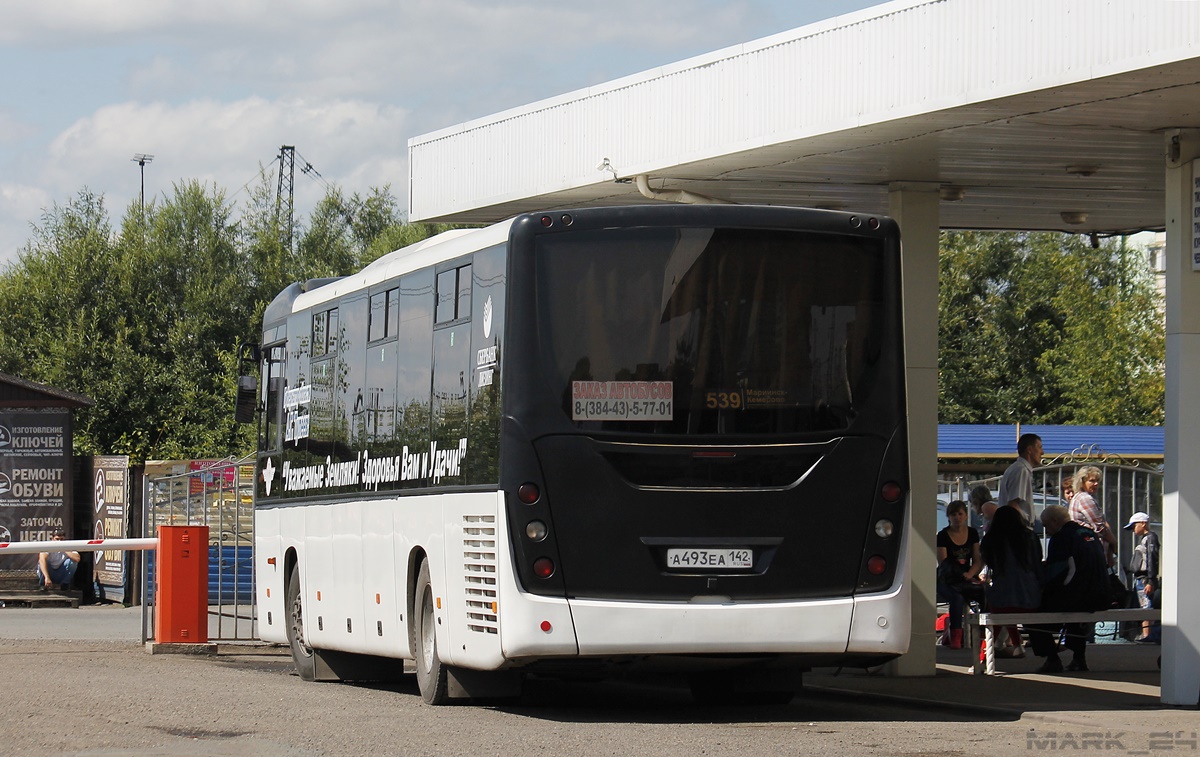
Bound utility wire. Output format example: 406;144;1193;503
228;156;281;204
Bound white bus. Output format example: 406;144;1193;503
242;205;911;704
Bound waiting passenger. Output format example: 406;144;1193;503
1029;505;1109;673
968;485;997;535
1068;466;1116;566
1123;512;1160;644
936;500;984;649
979;503;1042;659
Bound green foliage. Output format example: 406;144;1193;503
0;178;445;462
938;231;1164;426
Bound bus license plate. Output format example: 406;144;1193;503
666;548;753;570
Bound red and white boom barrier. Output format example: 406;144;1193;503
0;527;209;645
0;538;159;554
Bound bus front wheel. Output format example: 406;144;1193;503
412;560;450;704
286;564;317;681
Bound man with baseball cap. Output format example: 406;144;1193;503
1124;512;1160;643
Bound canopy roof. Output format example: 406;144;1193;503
409;0;1200;235
938;425;1163;461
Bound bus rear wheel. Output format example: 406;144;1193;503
413;560;450;705
286;564;317;682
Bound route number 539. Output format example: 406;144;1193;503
705;390;742;409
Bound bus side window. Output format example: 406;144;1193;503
436;263;472;324
262;345;285;452
397;269;434;486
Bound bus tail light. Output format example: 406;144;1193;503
532;557;555;578
874;519;894;539
518;483;541;504
866;555;887;575
880;481;903;503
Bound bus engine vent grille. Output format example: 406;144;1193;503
463;514;498;634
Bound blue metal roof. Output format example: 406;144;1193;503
937;425;1163;458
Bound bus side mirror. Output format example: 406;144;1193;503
234;375;258;424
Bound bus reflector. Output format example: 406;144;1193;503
867;555;887;575
526;520;548;541
518;483;540;504
540;620;552;633
533;557;555;578
881;481;903;503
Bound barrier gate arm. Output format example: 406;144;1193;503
1;531;210;646
0;538;159;554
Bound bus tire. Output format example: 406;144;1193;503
286;563;317;682
413;560;450;705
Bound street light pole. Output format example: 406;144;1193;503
131;153;154;214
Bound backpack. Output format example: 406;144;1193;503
1066;526;1111;611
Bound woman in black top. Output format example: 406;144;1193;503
937;500;982;648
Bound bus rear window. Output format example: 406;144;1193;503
535;226;888;435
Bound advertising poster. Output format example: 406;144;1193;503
0;410;71;572
93;455;130;600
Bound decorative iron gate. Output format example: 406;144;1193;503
141;457;257;642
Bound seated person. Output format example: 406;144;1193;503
936;500;984;649
1028;505;1109;673
980;503;1043;658
36;529;81;591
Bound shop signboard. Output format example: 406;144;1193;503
93;455;130;601
0;410;71;572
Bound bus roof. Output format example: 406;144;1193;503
290;218;515;313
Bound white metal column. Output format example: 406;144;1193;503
1162;128;1200;706
887;182;940;676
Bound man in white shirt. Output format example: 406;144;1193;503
998;433;1042;516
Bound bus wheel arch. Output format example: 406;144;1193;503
405;548;427;657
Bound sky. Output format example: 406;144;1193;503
0;0;884;269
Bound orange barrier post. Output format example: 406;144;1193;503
154;526;209;643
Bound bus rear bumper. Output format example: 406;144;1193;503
500;589;908;659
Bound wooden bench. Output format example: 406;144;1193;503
966;608;1161;675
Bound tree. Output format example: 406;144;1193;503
938;231;1164;426
0;180;472;462
0;184;258;460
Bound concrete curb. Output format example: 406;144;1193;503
146;641;219;655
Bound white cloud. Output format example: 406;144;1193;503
0;0;879;265
0;96;412;265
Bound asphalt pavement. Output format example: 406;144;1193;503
1;603;1193;736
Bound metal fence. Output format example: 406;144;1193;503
141;457;257;642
